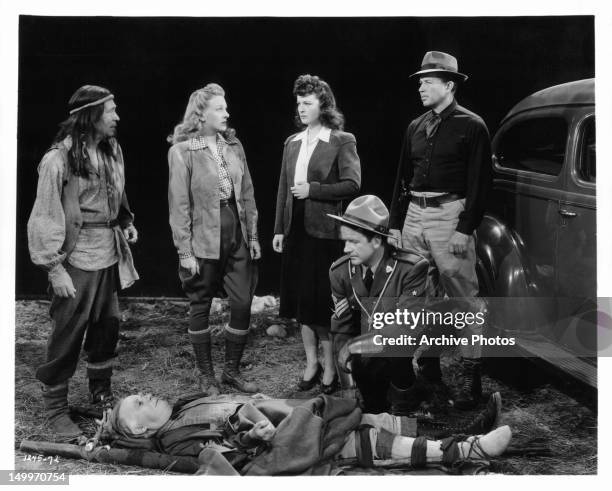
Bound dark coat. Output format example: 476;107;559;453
274;129;361;239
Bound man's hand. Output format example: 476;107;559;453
290;181;310;199
123;224;138;244
248;420;276;442
272;234;284;253
249;240;262;260
448;231;469;256
51;269;76;298
389;228;402;248
180;256;200;276
338;343;353;373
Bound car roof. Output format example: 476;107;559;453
501;78;594;125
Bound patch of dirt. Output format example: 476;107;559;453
14;299;597;475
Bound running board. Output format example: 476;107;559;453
514;335;597;388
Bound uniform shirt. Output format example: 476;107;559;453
389;100;492;235
292;126;332;185
329;247;432;338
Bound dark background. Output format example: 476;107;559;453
16;16;594;297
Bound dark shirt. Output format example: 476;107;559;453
389;100;492;235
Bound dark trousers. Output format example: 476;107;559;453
180;201;257;334
36;263;120;386
351;355;416;414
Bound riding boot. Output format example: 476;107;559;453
221;337;258;393
190;329;220;396
454;358;483;410
87;364;114;406
418;392;502;439
41;381;83;440
388;381;425;416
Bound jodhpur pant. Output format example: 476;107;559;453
36;263;120;386
179;200;257;342
401;198;484;358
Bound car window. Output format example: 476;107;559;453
578;116;595;183
496;117;568;176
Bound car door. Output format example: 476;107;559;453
491;109;571;332
554;111;597;354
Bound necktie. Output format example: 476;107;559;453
364;267;374;294
425;112;442;139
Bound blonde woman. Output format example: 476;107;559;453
168;84;261;394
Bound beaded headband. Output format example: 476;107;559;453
69;94;114;115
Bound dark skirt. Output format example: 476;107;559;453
279;199;343;329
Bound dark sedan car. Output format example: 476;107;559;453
476;79;597;387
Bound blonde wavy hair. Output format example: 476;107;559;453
168;83;236;144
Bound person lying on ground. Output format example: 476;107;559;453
100;391;511;475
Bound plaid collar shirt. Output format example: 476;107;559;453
190;134;234;200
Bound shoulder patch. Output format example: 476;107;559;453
392;247;428;265
330;254;351;271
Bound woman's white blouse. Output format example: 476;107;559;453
292;126;332;186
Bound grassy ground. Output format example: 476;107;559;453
15;298;597;475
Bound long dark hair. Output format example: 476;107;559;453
293;74;345;131
53;85;116;177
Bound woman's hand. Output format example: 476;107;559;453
272;234;284;253
290;181;310;199
180;256;200;276
248;420;276;442
249;241;262;260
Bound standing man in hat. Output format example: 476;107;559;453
27;85;139;439
389;51;492;409
327;195;436;415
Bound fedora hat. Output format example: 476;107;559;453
410;51;468;82
327;195;393;238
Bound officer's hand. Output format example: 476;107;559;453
249;240;262;260
412;343;428;377
180;256;200;276
290;181;310;199
389;228;402;248
448;231;469;256
50;269;76;298
123;224;138;244
249;420;276;442
272;234;284;253
338;343;353;373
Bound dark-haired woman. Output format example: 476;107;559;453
27;85;139;438
168;83;261;395
273;75;361;394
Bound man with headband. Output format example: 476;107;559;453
100;391;510;475
28;85;139;439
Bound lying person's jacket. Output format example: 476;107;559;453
110;393;362;475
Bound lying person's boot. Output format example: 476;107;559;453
221;337;258;393
454;358;482;410
418;392;502;439
368;424;512;467
41;382;83;440
446;425;512;463
191;330;220;396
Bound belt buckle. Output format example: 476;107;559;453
418;195;427;209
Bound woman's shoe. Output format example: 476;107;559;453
321;374;339;395
297;363;322;391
